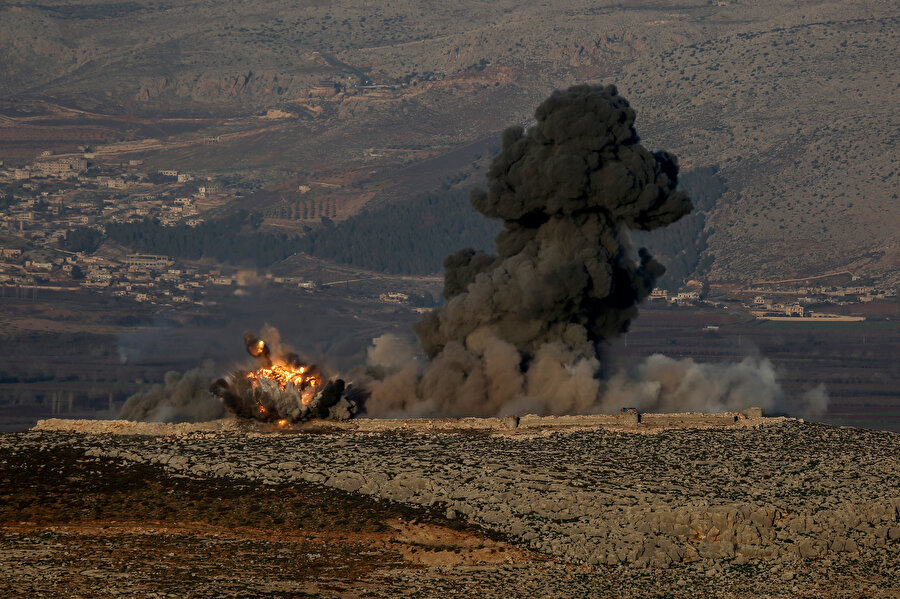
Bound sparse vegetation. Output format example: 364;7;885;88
0;0;895;285
1;422;896;597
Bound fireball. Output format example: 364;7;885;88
211;332;353;423
244;332;271;365
246;362;322;406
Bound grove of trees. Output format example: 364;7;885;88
298;188;501;274
105;211;303;267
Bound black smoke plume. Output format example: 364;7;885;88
417;84;690;357
367;84;693;416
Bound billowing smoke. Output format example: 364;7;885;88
600;355;781;414
367;84;696;416
364;339;829;418
364;85;829;417
800;384;830;418
119;361;226;422
416;84;690;359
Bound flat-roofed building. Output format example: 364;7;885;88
123;254;173;269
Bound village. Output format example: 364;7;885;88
0;149;895;317
0;152;325;306
648;282;895;322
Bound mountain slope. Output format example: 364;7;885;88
1;0;897;284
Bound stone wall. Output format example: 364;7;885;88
33;408;772;437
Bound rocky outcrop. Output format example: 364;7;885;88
14;420;899;570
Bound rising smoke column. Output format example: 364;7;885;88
368;84;692;416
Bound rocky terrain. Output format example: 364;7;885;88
1;416;897;597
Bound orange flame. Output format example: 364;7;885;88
246;362;322;406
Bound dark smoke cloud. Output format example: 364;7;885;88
367;84;692;416
119;361;226;422
416;84;690;359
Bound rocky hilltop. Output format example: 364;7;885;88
3;416;896;596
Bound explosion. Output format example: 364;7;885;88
209;332;356;423
245;333;271;363
121;84;825;424
247;364;320;403
366;84;693;416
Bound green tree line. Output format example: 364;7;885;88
73;169;722;280
297;188;501;274
105;211;303;267
58;227;104;253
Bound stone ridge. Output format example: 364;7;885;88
33;408;782;436
15;420;899;571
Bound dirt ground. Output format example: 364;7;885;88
0;442;549;598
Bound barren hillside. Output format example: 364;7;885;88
2;419;897;597
1;0;897;283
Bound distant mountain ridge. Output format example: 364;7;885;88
1;0;897;285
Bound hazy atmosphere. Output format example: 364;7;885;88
0;1;897;597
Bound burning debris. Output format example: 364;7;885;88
119;329;358;424
210;332;357;423
244;333;271;365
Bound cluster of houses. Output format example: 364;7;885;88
0;151;337;306
645;280;893;318
648;288;702;304
0;189;203;240
744;284;895;320
13;155;88;180
0;250;188;304
378;291;410;304
0;153;223;245
751;296;807;317
0;248;324;305
748;285;893;305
